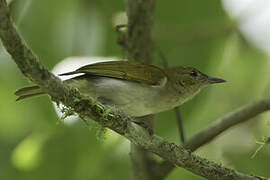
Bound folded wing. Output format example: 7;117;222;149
59;61;166;85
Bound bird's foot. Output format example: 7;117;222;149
103;105;130;133
132;121;153;136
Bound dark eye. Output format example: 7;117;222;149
189;71;198;77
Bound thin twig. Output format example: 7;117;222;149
184;97;270;151
155;46;169;68
174;107;185;143
156;46;185;143
157;97;270;178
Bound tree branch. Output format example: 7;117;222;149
0;1;268;180
0;0;127;135
126;124;266;180
184;97;270;151
126;0;156;63
125;0;157;179
157;97;270;178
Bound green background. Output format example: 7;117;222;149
0;0;270;179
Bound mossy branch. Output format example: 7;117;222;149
0;1;268;180
158;97;270;178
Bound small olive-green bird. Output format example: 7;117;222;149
15;61;225;117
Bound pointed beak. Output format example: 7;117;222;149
207;76;226;84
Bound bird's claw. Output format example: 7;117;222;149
132;121;153;136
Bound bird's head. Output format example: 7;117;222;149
166;66;226;94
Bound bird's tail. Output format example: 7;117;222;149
15;86;45;101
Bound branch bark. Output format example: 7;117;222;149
126;0;156;63
125;0;157;179
0;1;268;180
185;97;270;151
157;97;270;178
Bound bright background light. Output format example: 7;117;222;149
223;0;270;54
52;57;118;124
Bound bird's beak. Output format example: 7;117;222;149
207;76;226;84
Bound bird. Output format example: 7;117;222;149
15;60;225;117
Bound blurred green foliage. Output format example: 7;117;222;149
0;0;270;179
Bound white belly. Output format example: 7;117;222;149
94;78;163;116
67;76;172;117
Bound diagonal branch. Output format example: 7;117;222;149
184;97;270;151
157;97;270;178
126;126;266;180
0;1;267;180
0;0;127;135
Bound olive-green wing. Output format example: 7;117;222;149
59;61;166;85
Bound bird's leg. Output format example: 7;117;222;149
132;121;154;135
132;115;154;136
99;96;153;135
102;104;129;131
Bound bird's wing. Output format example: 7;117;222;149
59;61;166;85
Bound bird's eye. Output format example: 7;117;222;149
189;71;198;77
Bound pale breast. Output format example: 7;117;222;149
67;76;179;117
93;77;166;116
